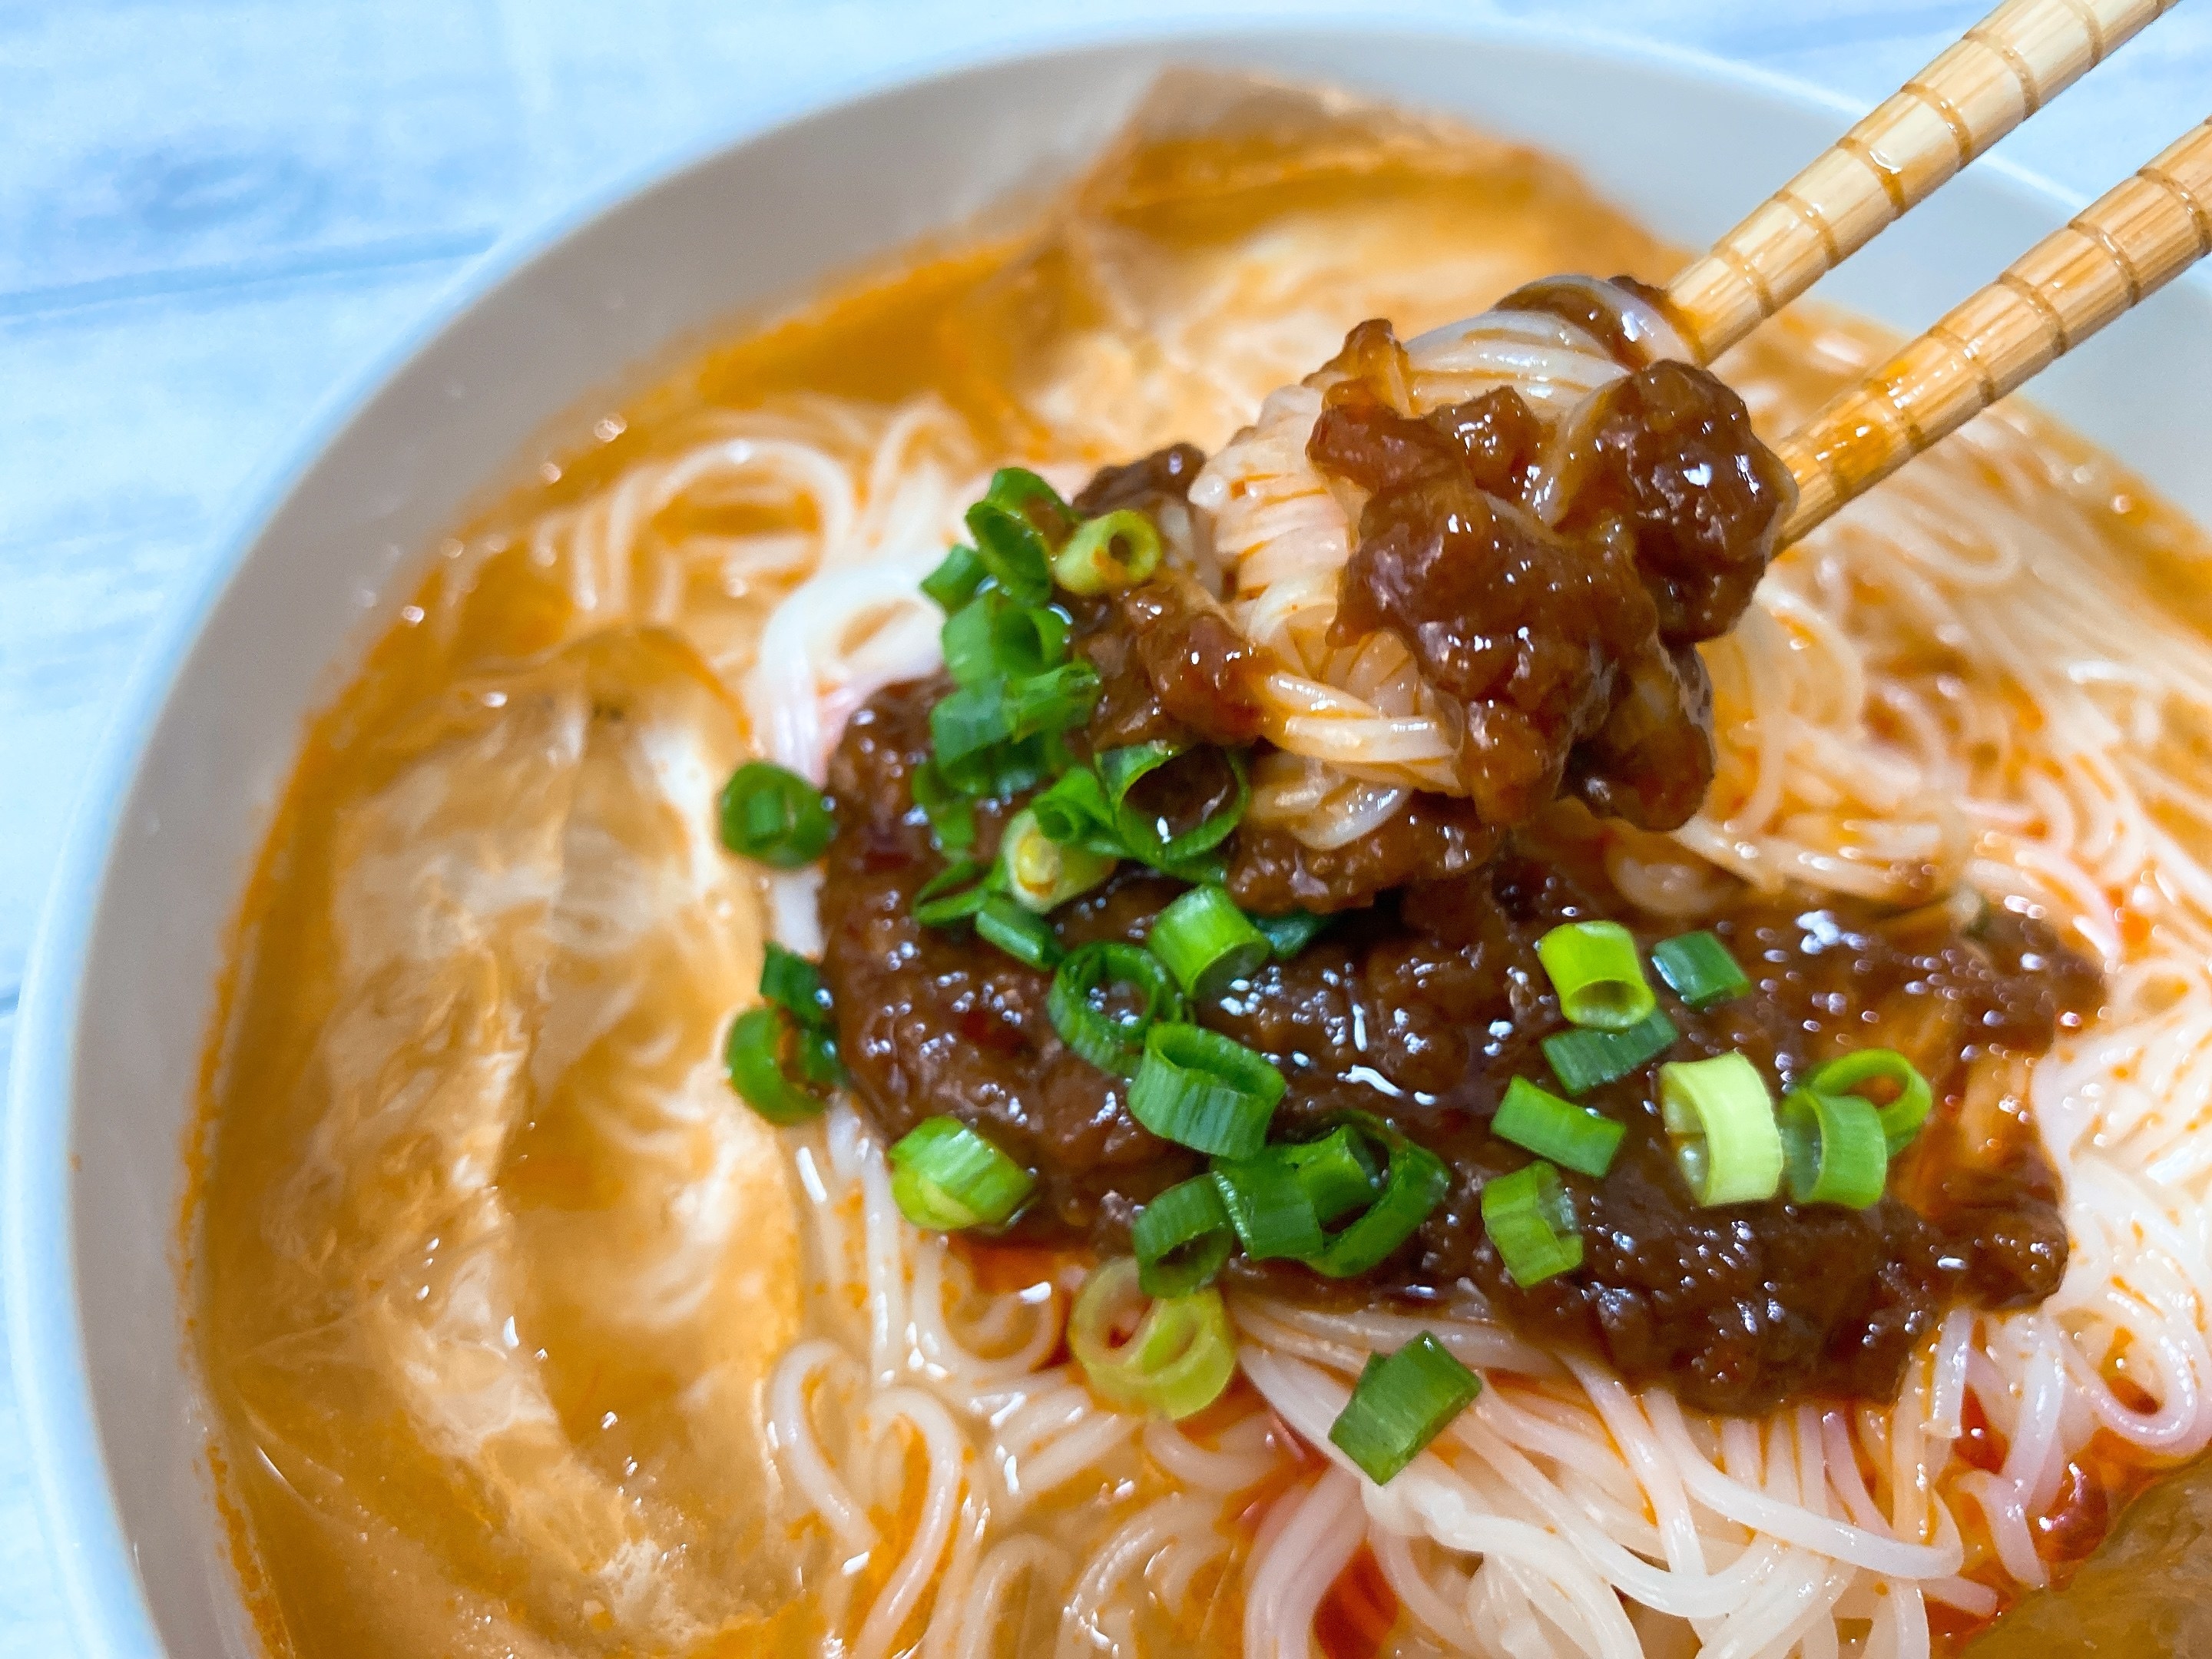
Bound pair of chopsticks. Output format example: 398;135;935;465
1657;0;2211;543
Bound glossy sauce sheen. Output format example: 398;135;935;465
820;656;2099;1413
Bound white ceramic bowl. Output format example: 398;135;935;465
12;22;2212;1659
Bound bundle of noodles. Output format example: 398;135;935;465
197;71;2212;1659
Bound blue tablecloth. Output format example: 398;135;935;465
2;2;2205;1651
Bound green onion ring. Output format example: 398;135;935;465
1658;1052;1784;1206
1780;1088;1890;1209
717;760;835;869
887;1116;1035;1230
1480;1160;1585;1288
1535;919;1657;1031
724;1007;830;1125
1053;508;1164;594
1491;1076;1624;1178
1046;942;1184;1078
1069;1257;1237;1421
1326;1332;1482;1486
1805;1048;1935;1153
1147;884;1272;999
1131;1177;1236;1297
1127;1023;1284;1159
1650;929;1752;1009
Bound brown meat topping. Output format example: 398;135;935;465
819;679;2097;1414
1309;318;1791;832
1226;790;1498;915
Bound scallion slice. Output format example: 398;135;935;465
1053;508;1164;594
941;590;1069;689
965;510;1052;608
1282;1126;1383;1225
1780;1089;1889;1208
929;682;1017;770
1536;920;1657;1031
1046;942;1184;1078
1131;1177;1235;1297
760;942;833;1029
1480;1160;1584;1287
1541;1008;1678;1095
1030;766;1124;854
1309;1124;1449;1279
717;760;835;868
1805;1048;1934;1154
998;807;1117;912
920;543;986;611
887;1116;1035;1230
975;894;1062;970
1070;1257;1237;1421
1253;909;1332;961
1004;661;1102;742
1210;1153;1325;1261
912;859;991;927
1128;1024;1285;1159
1658;1053;1783;1206
1326;1333;1481;1485
1492;1076;1624;1178
909;758;975;856
1651;929;1751;1008
1147;885;1272;998
724;1007;830;1124
1096;742;1250;872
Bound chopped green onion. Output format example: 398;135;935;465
1128;1024;1285;1158
1210;1153;1325;1261
1070;1257;1237;1420
912;859;991;927
938;730;1061;801
966;503;1055;607
985;466;1078;537
998;807;1117;912
1030;766;1124;854
941;591;1068;689
888;1116;1035;1230
1131;1177;1235;1296
929;682;1017;770
1481;1161;1584;1287
1054;508;1164;594
1542;1008;1678;1095
724;1007;830;1124
1282;1127;1383;1225
1651;929;1751;1008
1253;909;1332;960
717;761;835;868
1047;942;1184;1078
1536;920;1656;1031
1147;885;1272;998
760;943;833;1029
1002;660;1102;740
975;894;1062;970
1310;1120;1449;1279
909;759;976;856
1492;1076;1624;1178
1327;1333;1481;1485
1805;1048;1934;1154
1096;742;1250;872
1658;1052;1783;1206
921;544;986;611
1780;1089;1889;1208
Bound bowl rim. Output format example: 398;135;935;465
1;14;2112;1657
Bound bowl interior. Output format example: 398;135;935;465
15;24;2212;1659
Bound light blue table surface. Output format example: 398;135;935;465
3;2;2207;1651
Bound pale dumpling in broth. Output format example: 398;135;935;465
222;627;805;1654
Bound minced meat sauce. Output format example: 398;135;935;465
817;343;2093;1417
820;680;2098;1415
1314;295;1793;831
